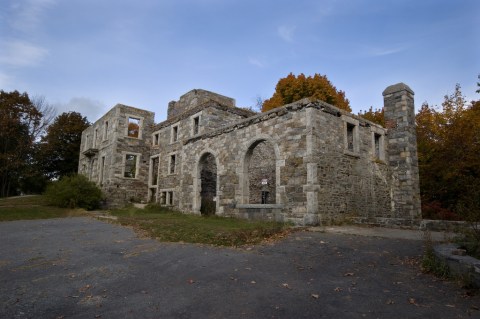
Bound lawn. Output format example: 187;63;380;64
0;196;292;247
110;205;292;247
0;195;85;221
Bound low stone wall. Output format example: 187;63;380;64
351;217;467;232
434;243;480;288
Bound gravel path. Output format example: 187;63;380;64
1;217;478;318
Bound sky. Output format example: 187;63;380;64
1;0;479;123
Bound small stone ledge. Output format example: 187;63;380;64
352;217;467;232
434;243;480;288
236;204;283;209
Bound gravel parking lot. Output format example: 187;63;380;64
1;217;478;318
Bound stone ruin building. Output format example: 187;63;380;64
78;83;421;226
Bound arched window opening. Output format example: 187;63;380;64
247;140;276;204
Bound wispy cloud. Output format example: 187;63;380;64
248;57;265;68
0;40;49;67
8;0;56;34
277;25;296;43
365;45;408;57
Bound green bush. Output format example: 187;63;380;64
44;174;103;210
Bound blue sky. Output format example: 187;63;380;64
1;0;478;123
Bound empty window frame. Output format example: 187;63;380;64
103;121;109;141
152;133;159;146
169;154;176;174
93;128;98;148
193;116;200;135
159;191;173;206
171;125;179;143
342;116;360;154
373;132;385;161
124;153;138;178
150;156;159;186
99;156;106;185
346;123;355;152
84;134;90;150
127;117;141;138
160;192;167;205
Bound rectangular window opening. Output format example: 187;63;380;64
85;134;90;150
149;188;156;203
151;157;159;185
153;133;159;146
128;117;140;138
104;121;109;140
193;116;199;135
160;192;167;205
93;129;98;148
124;154;137;178
374;133;381;159
169;154;176;174
347;123;355;152
168;191;173;205
172;125;178;142
99;156;105;185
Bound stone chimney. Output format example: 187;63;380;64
383;83;421;220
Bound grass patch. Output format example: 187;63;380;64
0;195;85;221
110;205;292;247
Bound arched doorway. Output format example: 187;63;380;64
199;152;217;215
246;140;276;204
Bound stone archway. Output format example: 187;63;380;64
199;152;217;215
246;140;276;204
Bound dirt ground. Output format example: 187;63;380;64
1;217;478;318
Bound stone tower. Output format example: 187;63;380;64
383;83;421;220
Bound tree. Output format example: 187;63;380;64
40;112;90;179
0;90;42;197
358;107;385;126
262;73;351;112
416;84;480;219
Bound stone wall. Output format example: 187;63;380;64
79;104;154;207
79;84;421;226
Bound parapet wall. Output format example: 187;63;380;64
167;89;236;119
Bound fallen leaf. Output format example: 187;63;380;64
408;298;418;306
445;304;455;308
343;272;354;277
187;279;195;284
282;283;292;290
251;281;256;284
386;299;394;305
334;287;342;292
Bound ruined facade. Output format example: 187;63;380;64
79;84;421;225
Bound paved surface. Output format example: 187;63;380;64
0;217;479;319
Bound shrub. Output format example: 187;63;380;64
44;174;103;210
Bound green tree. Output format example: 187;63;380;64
44;174;103;210
40;112;90;179
0;90;43;197
262;73;351;112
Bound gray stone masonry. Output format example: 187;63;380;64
383;83;422;220
79;86;422;225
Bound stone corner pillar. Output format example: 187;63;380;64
383;83;421;220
